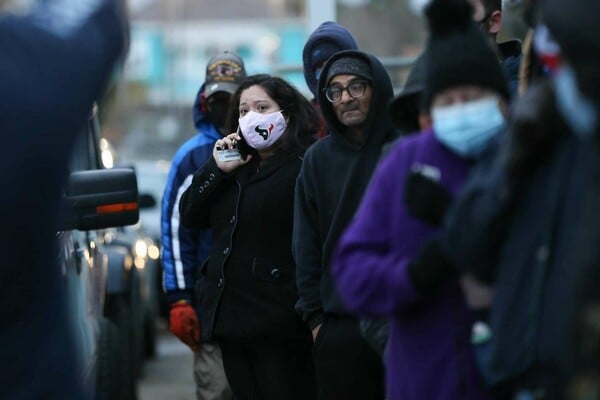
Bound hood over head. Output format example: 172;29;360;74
389;53;426;132
303;21;358;97
318;49;395;148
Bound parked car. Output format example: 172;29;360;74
94;148;164;397
104;219;161;366
79;148;166;400
132;159;170;319
58;107;139;399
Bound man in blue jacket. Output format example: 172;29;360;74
0;0;126;398
161;51;246;400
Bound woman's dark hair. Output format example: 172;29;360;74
226;74;318;156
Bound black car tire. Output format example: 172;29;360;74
105;294;138;400
96;317;119;400
129;269;145;378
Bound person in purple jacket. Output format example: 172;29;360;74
332;0;510;399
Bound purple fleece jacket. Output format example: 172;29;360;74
332;130;491;400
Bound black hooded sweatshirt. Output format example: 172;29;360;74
294;50;397;328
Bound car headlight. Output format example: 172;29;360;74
148;244;160;260
134;239;148;259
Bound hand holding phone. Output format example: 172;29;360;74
213;130;252;173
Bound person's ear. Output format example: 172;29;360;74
488;10;502;36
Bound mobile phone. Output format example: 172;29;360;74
235;130;250;160
216;127;248;162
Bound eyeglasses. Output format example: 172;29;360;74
324;80;369;103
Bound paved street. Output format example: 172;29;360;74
139;325;196;400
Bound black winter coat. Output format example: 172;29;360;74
180;153;308;341
293;50;398;329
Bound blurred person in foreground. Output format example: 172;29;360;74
0;0;126;398
428;0;600;397
332;0;510;398
362;53;429;357
294;49;400;400
302;21;358;138
162;51;246;400
179;74;318;400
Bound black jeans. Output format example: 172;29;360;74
313;315;385;400
220;335;315;400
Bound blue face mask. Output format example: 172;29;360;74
432;97;506;158
554;66;598;139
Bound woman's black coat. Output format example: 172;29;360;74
179;153;308;341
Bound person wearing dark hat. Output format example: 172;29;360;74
302;21;358;138
294;49;397;400
388;1;516;141
364;53;430;360
162;50;246;400
431;0;600;397
388;53;429;138
331;0;510;398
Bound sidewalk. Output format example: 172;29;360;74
138;324;195;400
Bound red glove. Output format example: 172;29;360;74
169;301;200;352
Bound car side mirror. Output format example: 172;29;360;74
59;168;139;231
139;193;157;209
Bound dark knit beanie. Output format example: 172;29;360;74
326;56;372;85
423;0;509;108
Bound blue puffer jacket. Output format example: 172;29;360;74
161;85;221;305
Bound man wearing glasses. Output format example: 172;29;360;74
471;0;522;97
293;50;397;400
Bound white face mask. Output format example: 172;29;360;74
238;110;287;150
432;97;506;158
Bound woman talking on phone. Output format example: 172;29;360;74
179;74;318;400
